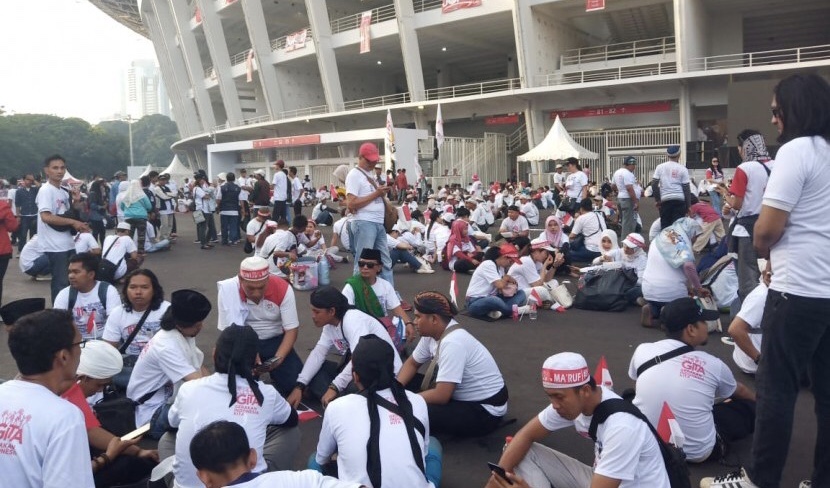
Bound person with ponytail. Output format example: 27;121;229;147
314;335;441;488
162;325;300;488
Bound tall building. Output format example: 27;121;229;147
122;59;171;119
93;0;830;182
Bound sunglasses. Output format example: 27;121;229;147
358;261;378;269
771;107;783;119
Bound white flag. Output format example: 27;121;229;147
436;103;445;150
385;109;395;171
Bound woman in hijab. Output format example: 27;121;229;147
543;214;571;275
445;219;481;273
425;210;451;267
119;179;152;254
592;229;620;264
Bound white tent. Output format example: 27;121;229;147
139;164;159;177
62;170;82;184
160;155;192;187
517;115;599;162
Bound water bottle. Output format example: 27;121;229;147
512;304;519;321
317;256;330;286
528;302;537;321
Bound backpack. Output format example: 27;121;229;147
97;237;125;284
589;398;691;488
68;281;111;315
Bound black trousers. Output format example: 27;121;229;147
273;201;288;224
405;373;503;437
658;199;688;230
293;199;302;219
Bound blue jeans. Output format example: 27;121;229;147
568;242;601;264
220;214;240;244
350;219;394;286
625;284;642;306
148;403;172;440
710;191;722;217
24;254;51;277
258;334;303;398
391;248;422;271
466;291;528;319
45;250;74;304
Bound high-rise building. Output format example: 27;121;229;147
122;59;171;119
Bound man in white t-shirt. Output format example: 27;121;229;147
613;156;640;238
18;234;51;278
346;142;395;285
289;166;304;219
563;158;589;214
271;160;289;224
101;222;139;281
286;286;402;409
237;168;254;229
0;308;95;487
499;205;530;251
258;217;303;278
651;145;691;230
343;248;412;337
53;252;122;340
519;194;539;226
36;154;90;302
629;297;756;463
488;352;669;488
73;229;101;255
330;211;353;258
728;282;767;374
568;199;607;263
217;257;303;398
397;291;508;438
246;208;272;254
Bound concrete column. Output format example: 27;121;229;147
524;101;546;149
678;82;693;164
511;0;534;88
142;2;201;137
240;0;286;115
305;0;344;111
166;0;217;130
393;0;426;102
198;0;243;126
674;0;708;73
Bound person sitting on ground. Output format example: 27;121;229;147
593;232;649;306
287;286;403;409
344;248;413;338
74;228;102;255
311;197;334;226
543;215;572;275
689;195;726;253
304;220;346;263
189;420;361;488
509;236;562;308
465;245;532;320
391;222;426;256
259;218;304;279
498;205;530;253
397;291;508;438
126;289;211;439
315;334;441;487
445;219;483;274
53;252;122;340
161;325;300;488
388;229;434;274
487;352;669;488
519;194;539;226
568;198;607;263
101;222;140;282
629;297;757;463
245;208;272;255
591;229;620;265
330;208;353;261
425;211;452;266
18;234;52;279
136;219;171;253
728;278;768;375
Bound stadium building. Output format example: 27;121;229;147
92;0;830;186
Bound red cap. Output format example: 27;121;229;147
359;142;380;164
499;243;521;265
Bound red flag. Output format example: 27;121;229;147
657;402;685;447
297;403;321;423
593;356;613;389
561;212;573;227
449;271;458;307
402;205;412;221
528;288;544;305
86;310;97;336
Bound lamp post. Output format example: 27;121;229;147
126;115;135;167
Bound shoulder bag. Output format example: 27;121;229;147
97;237;125;284
361;170;398;232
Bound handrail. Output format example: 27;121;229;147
230;49;251;66
506;124;527;153
422;77;523;101
561;36;675;66
241;114;271;125
330;4;397;35
687;43;830;71
204;65;215;80
413;0;444;13
271;27;314;52
275;105;329;120
536;63;676;87
338;92;411;111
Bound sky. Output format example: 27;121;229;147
0;0;157;123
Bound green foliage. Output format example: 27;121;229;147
0;113;180;180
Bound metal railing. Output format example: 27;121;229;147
561;37;675;66
271;27;314;51
687;43;830;71
275;105;329;120
330;4;397;34
506;124;527;154
413;0;444;13
204;66;216;80
241;114;271;125
230;49;251;66
422;77;523;100
339;92;411;111
537;63;676;87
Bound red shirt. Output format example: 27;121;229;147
690;202;721;223
0;200;19;256
395;173;408;190
61;382;101;430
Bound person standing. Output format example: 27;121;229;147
237;168;254;231
119;179;153;255
0;197;19;306
271;160;289;224
289;166;303;218
193;172;217;250
250;169;271;212
216;172;242;246
154;173;177;241
613;156;639;238
346;142;395;285
563;158;588;215
37;155;90;302
651;145;691;230
15;173;39;253
396;168;408;203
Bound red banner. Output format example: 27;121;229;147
285;29;308;52
550;101;672;119
485;114;520;126
585;0;605;12
442;0;482;13
194;7;201;24
359;11;372;54
252;134;321;149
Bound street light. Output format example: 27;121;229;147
126;115;135;167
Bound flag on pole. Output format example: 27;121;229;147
385;109;395;172
657;402;686;448
449;271;458;307
435;104;445;161
593;356;613;389
86;310;97;337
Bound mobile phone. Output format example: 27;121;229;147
487;462;513;485
256;357;280;373
121;423;150;441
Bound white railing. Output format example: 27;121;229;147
413;0;444;13
204;66;215;80
338;92;411;111
241;114;271;125
561;37;675;66
422;77;523;100
330;4;397;34
271;27;313;51
506;124;527;153
230;49;251;66
275;105;329;120
536;63;676;87
688;44;830;71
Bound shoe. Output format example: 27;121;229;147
487;310;503;320
700;468;758;488
35;275;52;281
516;305;532;316
636;297;648;307
799;481;812;488
201;245;213;250
193;239;201;243
209;238;219;243
416;266;435;274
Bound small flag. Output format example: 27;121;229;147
593;356;613;389
449;271;458;307
561;212;573;227
528;288;544;305
402;205;412;221
385;109;395;171
657;402;685;448
86;310;97;336
297;403;321;423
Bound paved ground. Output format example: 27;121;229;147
0;205;816;487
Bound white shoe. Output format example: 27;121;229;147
516;305;532;315
487;310;503;320
700;468;758;488
416;266;435;274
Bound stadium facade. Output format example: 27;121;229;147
93;0;830;185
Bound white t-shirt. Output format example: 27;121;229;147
565;171;589;200
342;278;400;316
238;176;252;201
553;172;566;187
230;471;360;488
606;248;648;284
652;161;690;202
572;211;606;252
101;302;171;357
613;167;637;199
332;216;352;251
169;373;294;488
426;224;450;262
0;380;95;488
412;321;507;417
292;177;303;203
316;388;433;488
538;386;669;487
763;136;830;298
217;276;299;340
53;282;122;340
521;201;539;226
508;256;542;290
73;232;100;254
246;218;270;253
448;241;475;271
127;329;203;426
18;235;43;273
297;309;402;391
346;167;384;224
35;183;75;252
641;244;688;303
466;260;504;298
272;171;288;201
733;284;767;374
499;215;529;235
259;230;298;277
101;235;137;280
628;339;737;462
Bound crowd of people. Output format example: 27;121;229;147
0;73;828;488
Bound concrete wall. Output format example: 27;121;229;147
727;79;779;146
339;69;402;101
274;64;327;111
708;14;742;56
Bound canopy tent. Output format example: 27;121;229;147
160;155;192;187
139;164;160;177
62;170;82;184
517;115;599;162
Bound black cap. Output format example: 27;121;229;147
0;298;46;326
624;156;637;165
359;248;382;263
171;289;212;324
660;297;720;332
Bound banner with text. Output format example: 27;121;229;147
252;134;321;149
285;29;308;52
585;0;605;12
360;11;372;54
485;114;520;125
550;101;672;119
442;0;482;14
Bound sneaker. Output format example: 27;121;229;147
209;238;219;243
194;239;201;243
516;305;532;316
487;310;503;320
700;468;758;488
416;266;434;274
